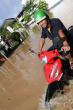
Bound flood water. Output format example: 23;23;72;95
0;0;73;110
0;31;48;110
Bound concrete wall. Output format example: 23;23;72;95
48;0;73;28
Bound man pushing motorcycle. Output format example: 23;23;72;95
34;9;73;69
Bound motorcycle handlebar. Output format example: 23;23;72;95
58;50;70;56
29;48;70;57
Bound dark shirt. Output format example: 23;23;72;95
41;18;73;50
41;18;69;40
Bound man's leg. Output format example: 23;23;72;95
67;35;73;69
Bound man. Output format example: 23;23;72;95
34;9;73;69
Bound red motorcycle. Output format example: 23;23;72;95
29;48;71;103
39;49;67;102
38;49;63;84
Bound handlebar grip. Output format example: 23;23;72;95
59;50;70;55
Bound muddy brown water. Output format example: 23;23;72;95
0;31;52;110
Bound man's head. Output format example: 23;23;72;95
34;9;49;28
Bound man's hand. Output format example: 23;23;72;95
61;45;70;52
58;30;70;52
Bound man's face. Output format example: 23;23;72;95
38;19;47;28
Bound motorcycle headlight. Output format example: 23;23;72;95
42;56;47;64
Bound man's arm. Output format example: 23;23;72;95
39;38;45;53
58;30;70;52
58;29;73;68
